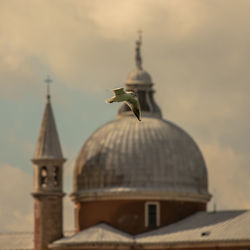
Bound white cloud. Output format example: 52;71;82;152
2;0;249;107
63;196;74;230
63;158;75;230
0;0;213;96
202;143;250;211
0;164;33;232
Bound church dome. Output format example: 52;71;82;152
73;116;210;202
72;36;210;204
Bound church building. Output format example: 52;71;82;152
0;36;250;250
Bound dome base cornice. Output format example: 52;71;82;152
70;188;211;203
117;111;161;119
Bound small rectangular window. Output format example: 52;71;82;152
145;202;160;227
148;204;157;227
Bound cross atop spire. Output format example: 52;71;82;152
135;30;143;69
44;75;53;101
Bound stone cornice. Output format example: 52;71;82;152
31;191;66;198
70;189;211;203
31;158;66;165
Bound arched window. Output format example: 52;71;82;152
53;166;59;187
145;202;160;227
40;166;48;188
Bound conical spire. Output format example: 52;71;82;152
33;80;63;159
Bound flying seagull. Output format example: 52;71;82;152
106;88;141;121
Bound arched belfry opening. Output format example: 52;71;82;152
40;166;48;188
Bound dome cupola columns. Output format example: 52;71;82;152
118;32;162;118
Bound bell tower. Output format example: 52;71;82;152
32;77;66;250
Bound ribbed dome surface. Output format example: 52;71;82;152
73;116;210;202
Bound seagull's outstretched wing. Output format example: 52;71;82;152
105;96;116;103
125;95;141;121
112;87;125;96
106;88;126;103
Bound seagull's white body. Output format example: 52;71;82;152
106;88;141;121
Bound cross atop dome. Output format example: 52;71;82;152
126;31;153;86
135;30;143;69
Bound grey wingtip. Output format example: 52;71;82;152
105;99;113;103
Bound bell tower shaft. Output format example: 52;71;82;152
31;84;66;250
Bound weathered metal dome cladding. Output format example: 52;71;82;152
73;116;210;202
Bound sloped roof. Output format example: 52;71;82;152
50;224;133;248
1;211;250;249
50;211;250;248
0;232;33;250
136;210;250;246
33;99;63;160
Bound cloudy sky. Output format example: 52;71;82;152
0;0;250;232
